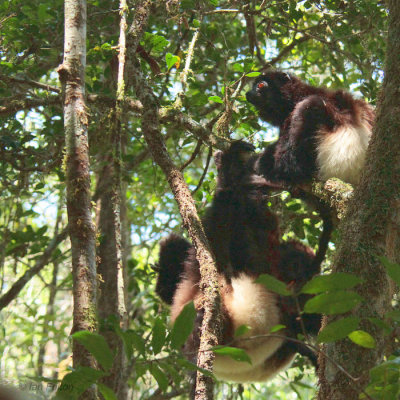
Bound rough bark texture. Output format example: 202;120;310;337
58;1;98;398
96;1;129;398
317;2;400;399
128;3;221;399
311;178;354;220
97;160;128;398
135;73;221;400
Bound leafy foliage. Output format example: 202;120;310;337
0;0;394;399
72;331;115;371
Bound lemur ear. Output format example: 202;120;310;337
273;71;292;85
214;150;223;172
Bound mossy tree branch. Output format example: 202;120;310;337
128;2;222;399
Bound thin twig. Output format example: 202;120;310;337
192;146;212;195
174;19;202;108
181;26;201;93
180;140;203;171
0;74;61;93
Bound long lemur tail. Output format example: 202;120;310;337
155;233;192;305
293;188;334;271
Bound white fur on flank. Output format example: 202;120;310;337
213;274;285;382
316;123;371;185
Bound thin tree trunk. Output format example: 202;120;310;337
57;1;98;399
128;2;221;399
37;196;63;377
96;157;128;398
317;2;400;399
97;1;129;398
97;161;128;398
37;261;59;377
134;70;221;400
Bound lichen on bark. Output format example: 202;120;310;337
317;2;400;399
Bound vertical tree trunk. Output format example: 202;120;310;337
128;3;221;399
37;261;59;377
135;74;221;400
58;1;98;399
318;2;400;399
97;158;128;398
97;1;129;398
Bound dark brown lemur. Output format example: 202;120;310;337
155;141;322;383
246;70;374;186
246;70;374;267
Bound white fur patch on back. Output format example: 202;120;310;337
316;123;371;185
213;274;285;381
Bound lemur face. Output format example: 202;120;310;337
246;71;293;126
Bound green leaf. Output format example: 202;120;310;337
165;53;180;70
150;364;169;391
348;330;376;348
56;367;105;399
38;4;51;21
171;302;197;350
208;95;224;104
368;317;392;334
135;362;148;378
246;72;261;77
317;317;360;343
119;330;146;357
369;358;400;384
151;318;166;354
379;256;400;286
234;325;250;337
37;225;48;235
232;63;244;72
143;33;169;53
304;290;363;315
301;273;363;294
192;19;201;28
386;310;400;322
255;274;291;296
270;324;286;333
97;384;118;400
72;331;114;371
213;346;252;364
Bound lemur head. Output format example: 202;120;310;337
246;71;296;126
214;141;256;190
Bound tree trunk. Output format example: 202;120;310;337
317;2;400;399
97;158;128;398
128;3;222;399
96;0;129;398
37;261;59;377
58;1;98;399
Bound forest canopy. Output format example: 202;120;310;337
0;1;399;400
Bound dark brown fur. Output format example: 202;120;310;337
246;70;374;184
155;142;321;378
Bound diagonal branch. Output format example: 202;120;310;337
128;3;221;399
0;74;61;93
0;228;68;311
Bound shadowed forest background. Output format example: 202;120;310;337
0;1;399;399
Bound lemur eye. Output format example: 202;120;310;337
257;81;267;89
